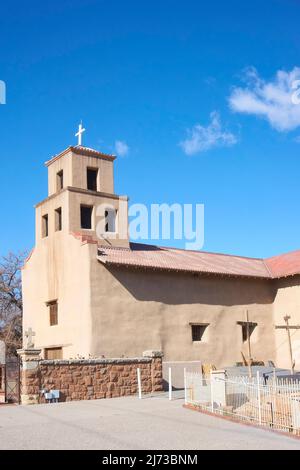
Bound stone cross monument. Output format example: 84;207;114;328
25;327;36;349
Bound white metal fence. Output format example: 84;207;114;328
136;367;185;400
185;371;300;436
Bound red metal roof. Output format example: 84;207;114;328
98;243;270;278
97;243;300;279
265;250;300;278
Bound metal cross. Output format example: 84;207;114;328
25;327;36;349
75;121;86;146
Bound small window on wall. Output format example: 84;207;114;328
47;300;58;326
87;168;98;191
237;321;257;343
191;323;209;342
44;347;62;360
105;209;116;232
80;205;93;229
42;214;49;238
57;170;64;191
55;207;62;231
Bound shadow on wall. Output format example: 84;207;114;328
275;275;300;291
106;265;277;307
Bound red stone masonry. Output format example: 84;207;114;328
18;349;163;404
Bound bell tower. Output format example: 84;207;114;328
35;125;129;248
23;126;129;360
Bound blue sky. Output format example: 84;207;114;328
1;0;300;258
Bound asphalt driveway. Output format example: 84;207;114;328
0;395;299;450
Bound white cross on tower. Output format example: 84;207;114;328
75;121;86;146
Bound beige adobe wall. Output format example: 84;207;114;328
71;153;114;194
22;232;93;359
90;261;277;368
35;191;69;243
68;190;129;248
35;189;129;248
24;144;129;358
47;150;73;196
272;275;300;370
47;151;115;197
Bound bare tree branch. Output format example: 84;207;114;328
0;251;27;356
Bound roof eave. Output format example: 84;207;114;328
97;257;271;280
45;146;116;167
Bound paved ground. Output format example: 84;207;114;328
0;395;300;450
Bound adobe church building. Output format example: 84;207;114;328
22;140;300;370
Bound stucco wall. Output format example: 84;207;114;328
47;150;73;196
71;153;114;194
68;190;129;248
35;191;69;242
24;233;300;370
22;233;93;359
47;150;115;196
90;260;276;368
24;144;300;369
273;276;300;370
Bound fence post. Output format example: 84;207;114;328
168;367;172;401
257;370;262;425
184;367;187;404
210;370;214;412
137;368;142;399
17;348;41;405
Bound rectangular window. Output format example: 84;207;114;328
80;205;93;229
55;207;62;231
47;300;58;326
87;168;98;191
57;170;64;191
237;321;257;342
191;323;209;342
42;214;49;238
44;347;62;360
105;209;116;232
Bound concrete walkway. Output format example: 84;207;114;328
0;395;300;450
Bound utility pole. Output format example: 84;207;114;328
275;315;300;375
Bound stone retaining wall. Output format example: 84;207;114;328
17;349;163;405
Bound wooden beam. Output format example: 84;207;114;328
275;325;300;330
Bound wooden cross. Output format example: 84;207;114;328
275;315;300;374
25;327;36;349
243;310;254;378
245;310;253;378
237;311;256;378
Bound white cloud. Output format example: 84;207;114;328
229;66;300;132
179;111;237;155
115;140;129;157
